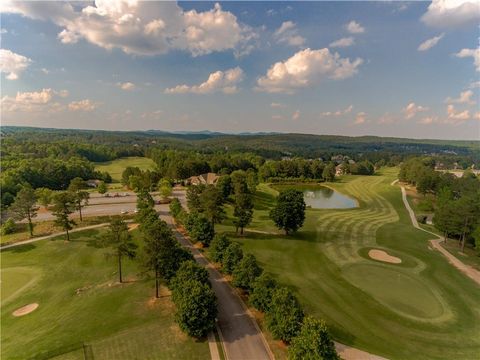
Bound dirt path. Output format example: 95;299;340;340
397;183;480;286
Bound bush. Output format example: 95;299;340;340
209;234;231;263
172;279;217;338
232;254;263;291
289;316;339;360
223;242;243;274
416;215;427;224
169;198;183;218
171;260;210;291
266;287;304;343
1;218;16;235
250;273;279;312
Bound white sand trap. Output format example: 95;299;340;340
12;303;39;317
369;249;402;264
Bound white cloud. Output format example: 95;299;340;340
273;21;306;47
346;21;365;34
0;49;32;80
418;116;438;125
377;113;396;124
68;99;98;112
454;48;480;72
2;1;255;57
165;67;244;94
418;33;444;51
270;102;286;108
354;112;367;125
446;104;470;123
117;82;136;91
0;28;7;34
469;81;480;88
292;110;300;120
445;90;475;104
1;88;67;113
403;102;429;119
330;37;355;48
320;105;353;117
256;48;363;94
421;0;480;28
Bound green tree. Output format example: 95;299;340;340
97;181;107;194
190;214;215;246
322;163;336;182
209;234;231;263
232;254;263;291
289;316;339;360
270;189;306;235
171;260;210;291
472;226;480;255
169;198;183;218
199;185;225;227
158;178;173;199
9;185;37;237
1;218;16;235
103;216;137;283
216;175;232;201
250;273;279;312
266;287;304;343
186;184;206;212
233;191;254;235
52;192;77;241
223;242;243;274
172;279;217;338
68;178;90;221
35;187;54;209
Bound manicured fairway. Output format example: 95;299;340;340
1;229;209;360
95;157;156;182
218;168;480;360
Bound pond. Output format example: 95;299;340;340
303;186;357;209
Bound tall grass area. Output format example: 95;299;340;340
217;168;480;360
1;229;209;360
95;157;156;183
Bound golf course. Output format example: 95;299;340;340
218;167;480;360
0;229;209;360
95;157;156;183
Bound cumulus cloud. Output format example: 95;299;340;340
330;37;355;48
445;90;475;104
377;113;396;124
2;1;255;57
354;112;367;125
1;88;62;113
0;49;32;80
418;116;437;125
256;48;363;94
418;33;444;51
320;105;353;117
165;67;244;94
117;82;136;91
68;99;98;112
273;21;306;47
421;0;480;28
403;102;429;119
446;104;470;122
346;21;365;34
454;48;480;72
292;110;301;120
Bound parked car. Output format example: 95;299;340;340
120;209;128;214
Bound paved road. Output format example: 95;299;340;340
158;207;273;360
398;183;480;286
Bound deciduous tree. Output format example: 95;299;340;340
52;192;76;241
270;189;306;235
10;185;38;237
232;254;263;291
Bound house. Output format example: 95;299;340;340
186;173;220;186
335;165;346;176
86;179;102;188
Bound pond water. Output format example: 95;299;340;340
303;187;357;209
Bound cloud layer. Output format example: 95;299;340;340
256;48;363;93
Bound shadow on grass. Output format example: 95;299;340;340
4;243;36;253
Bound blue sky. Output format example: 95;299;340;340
1;1;479;139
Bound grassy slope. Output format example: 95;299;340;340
1;229;208;360
94;157;156;182
217;168;480;360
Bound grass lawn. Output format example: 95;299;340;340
95;157;156;183
217;168;480;360
1;228;209;360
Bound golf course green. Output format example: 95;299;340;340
219;167;480;360
95;157;156;183
0;229;209;360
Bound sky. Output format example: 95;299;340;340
1;0;479;140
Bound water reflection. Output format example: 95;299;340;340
303;187;356;209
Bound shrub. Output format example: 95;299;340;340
172;279;217;338
223;242;243;274
169;198;183;218
250;273;279;312
289;316;339;360
1;218;16;235
232;254;263;291
209;234;231;263
416;215;427;224
266;287;304;343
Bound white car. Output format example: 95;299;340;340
120;210;128;214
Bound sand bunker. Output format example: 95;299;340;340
128;223;139;231
12;303;39;317
368;249;402;264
